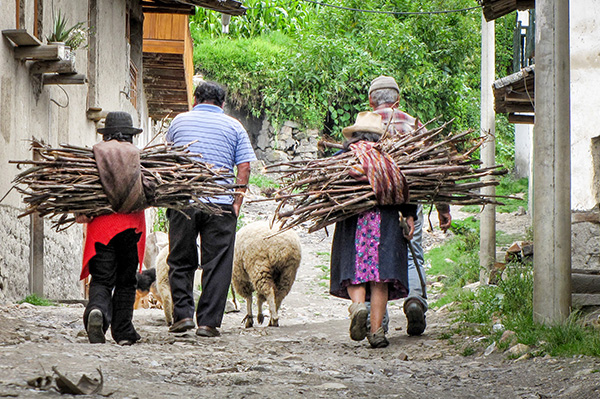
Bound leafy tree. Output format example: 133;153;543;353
191;0;516;167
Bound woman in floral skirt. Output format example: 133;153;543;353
329;112;416;348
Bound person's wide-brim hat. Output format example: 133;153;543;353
342;111;385;139
97;111;143;135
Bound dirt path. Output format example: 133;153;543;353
1;194;599;398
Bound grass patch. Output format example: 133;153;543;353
436;259;600;357
249;174;279;190
461;346;476;356
18;294;56;306
314;252;331;289
427;216;480;287
428;207;600;358
462;176;528;214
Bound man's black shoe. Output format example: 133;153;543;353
168;318;195;333
405;300;426;336
196;325;220;337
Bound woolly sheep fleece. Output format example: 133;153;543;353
233;221;302;327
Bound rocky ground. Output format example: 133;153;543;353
1;189;600;398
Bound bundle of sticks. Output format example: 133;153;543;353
264;120;507;233
7;140;240;230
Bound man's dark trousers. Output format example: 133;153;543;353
167;205;237;328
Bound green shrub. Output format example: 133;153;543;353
153;207;168;232
190;0;515;141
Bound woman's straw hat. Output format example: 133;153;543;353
342;111;385;139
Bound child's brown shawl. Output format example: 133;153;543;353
93;140;147;213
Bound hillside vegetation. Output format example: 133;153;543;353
191;0;516;168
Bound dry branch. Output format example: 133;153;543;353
263;121;507;233
9;140;242;230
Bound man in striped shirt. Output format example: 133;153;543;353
165;81;256;338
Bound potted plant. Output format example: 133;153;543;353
46;11;90;61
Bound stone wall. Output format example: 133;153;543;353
572;212;600;270
43;221;85;301
0;206;84;304
0;207;30;304
253;120;320;164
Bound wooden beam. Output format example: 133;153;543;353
141;1;195;14
144;79;187;89
14;44;66;61
508;113;535;124
29;60;75;74
572;293;600;308
505;91;535;103
43;73;86;85
29;141;44;297
143;39;185;55
572;211;600;224
503;104;535;113
572;271;600;294
2;29;43;46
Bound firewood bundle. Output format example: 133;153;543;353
8;140;241;230
265;120;507;233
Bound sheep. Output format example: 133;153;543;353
232;221;302;328
154;245;174;326
143;231;168;270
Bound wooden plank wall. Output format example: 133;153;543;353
143;13;187;54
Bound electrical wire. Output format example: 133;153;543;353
300;1;480;15
243;1;481;15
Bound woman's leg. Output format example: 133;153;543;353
369;282;388;333
347;284;366;303
347;284;369;341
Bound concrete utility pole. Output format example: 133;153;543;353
533;0;571;324
479;12;496;284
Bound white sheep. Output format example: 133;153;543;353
232;221;302;328
155;245;174;326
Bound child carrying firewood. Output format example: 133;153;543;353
76;111;149;346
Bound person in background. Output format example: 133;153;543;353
329;111;416;348
368;75;452;336
165;81;256;338
77;111;148;346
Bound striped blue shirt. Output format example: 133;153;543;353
166;104;256;204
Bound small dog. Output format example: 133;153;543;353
134;268;159;309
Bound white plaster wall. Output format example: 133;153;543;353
570;2;600;211
514;124;532;179
0;0;149;303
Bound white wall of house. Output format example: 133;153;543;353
570;2;600;212
570;2;600;270
0;0;149;303
514;124;532;179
